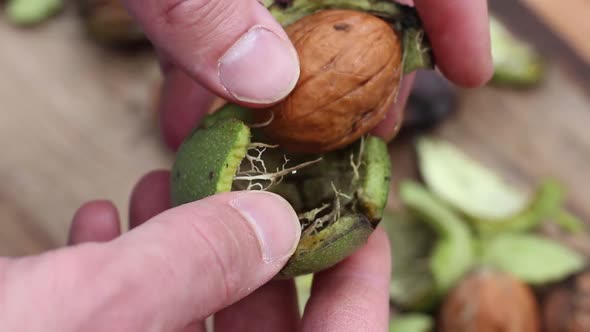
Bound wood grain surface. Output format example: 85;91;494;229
0;12;169;256
522;0;590;63
0;3;589;257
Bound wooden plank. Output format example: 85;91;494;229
520;0;590;64
0;13;170;256
389;65;590;221
490;0;590;92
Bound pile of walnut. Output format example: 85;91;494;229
439;269;541;332
436;268;590;332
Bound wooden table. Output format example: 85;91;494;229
0;1;589;257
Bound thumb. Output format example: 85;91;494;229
0;191;300;332
122;0;300;105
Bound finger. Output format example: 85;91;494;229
129;170;172;229
68;200;121;245
301;228;391;332
178;321;206;332
414;0;493;87
370;72;416;141
214;280;300;332
129;169;207;332
1;191;301;331
122;0;300;105
158;65;216;151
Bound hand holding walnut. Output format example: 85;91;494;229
118;0;493;150
0;171;392;331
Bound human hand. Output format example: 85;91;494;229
0;171;392;331
118;0;493;149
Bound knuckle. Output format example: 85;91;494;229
183;204;248;302
156;0;238;29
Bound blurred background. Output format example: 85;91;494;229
1;0;590;330
0;0;588;258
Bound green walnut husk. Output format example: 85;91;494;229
473;179;566;236
382;181;475;312
6;0;63;26
490;15;545;87
264;0;434;74
416;136;585;236
78;0;147;47
416;136;529;221
398;181;475;297
389;313;434;332
381;209;438;311
171;104;392;278
478;233;586;286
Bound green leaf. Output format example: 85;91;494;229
381;209;438;311
479;233;586;285
399;181;475;295
390;313;434;332
416;137;529;221
489;16;545;87
6;0;64;26
474;179;564;235
554;210;586;234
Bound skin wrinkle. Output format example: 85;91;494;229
179;207;234;316
156;0;223;27
176;198;274;313
144;0;254;80
199;207;255;301
75;220;207;330
75;243;171;331
0;245;110;330
110;218;213;330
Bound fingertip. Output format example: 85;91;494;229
214;280;300;331
301;227;391;331
370;72;416;141
437;55;494;88
415;0;493;88
126;0;299;107
129;170;171;229
69;200;121;245
345;226;391;273
369;227;392;258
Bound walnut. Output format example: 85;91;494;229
439;269;541;332
258;9;403;153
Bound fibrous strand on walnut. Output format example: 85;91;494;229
233;143;322;191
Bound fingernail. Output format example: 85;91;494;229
219;26;300;104
230;192;301;263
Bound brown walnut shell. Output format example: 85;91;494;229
258;9;403;153
439;269;541;332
